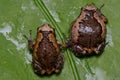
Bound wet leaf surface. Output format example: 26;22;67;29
0;0;120;80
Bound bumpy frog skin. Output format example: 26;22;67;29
25;24;64;75
67;4;107;57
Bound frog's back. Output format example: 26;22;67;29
78;10;102;48
34;31;59;69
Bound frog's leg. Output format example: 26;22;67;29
32;59;45;75
94;41;107;54
71;45;86;57
55;55;64;73
24;30;35;51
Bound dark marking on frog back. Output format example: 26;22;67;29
78;10;102;48
36;31;58;69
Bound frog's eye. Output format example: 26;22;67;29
49;30;53;33
37;27;43;33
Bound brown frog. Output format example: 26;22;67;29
24;24;64;75
66;4;108;57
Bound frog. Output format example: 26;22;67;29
66;4;108;57
24;24;64;75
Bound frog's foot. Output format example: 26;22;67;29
32;60;45;75
71;45;86;57
55;55;64;73
94;41;107;54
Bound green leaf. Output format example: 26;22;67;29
0;0;120;80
